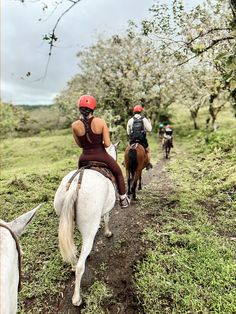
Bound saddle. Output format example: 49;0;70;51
130;143;148;154
81;161;115;183
66;161;115;191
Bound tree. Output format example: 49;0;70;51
56;34;178;134
141;0;236;115
0;102;31;137
203;83;230;131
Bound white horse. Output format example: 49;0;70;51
0;204;41;314
54;143;119;306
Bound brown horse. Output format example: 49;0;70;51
124;143;149;200
163;137;172;159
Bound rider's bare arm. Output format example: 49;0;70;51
71;122;82;147
102;120;111;147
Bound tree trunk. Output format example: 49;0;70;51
212;117;218;132
208;103;225;132
190;110;198;129
193;118;198;130
209;104;217;132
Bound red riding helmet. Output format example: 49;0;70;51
77;95;97;110
133;105;143;113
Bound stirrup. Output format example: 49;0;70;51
119;196;130;208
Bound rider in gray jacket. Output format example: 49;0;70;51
126;105;153;169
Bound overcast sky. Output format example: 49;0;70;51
1;0;202;105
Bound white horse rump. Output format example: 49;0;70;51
54;143;118;306
0;204;40;314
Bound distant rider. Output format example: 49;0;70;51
72;95;130;208
127;105;153;170
158;122;165;138
162;124;174;148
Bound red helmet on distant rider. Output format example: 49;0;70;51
133;105;143;113
77;95;97;110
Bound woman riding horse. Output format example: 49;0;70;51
72;95;130;208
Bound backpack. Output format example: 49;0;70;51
130;116;146;142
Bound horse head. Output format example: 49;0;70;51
0;204;41;314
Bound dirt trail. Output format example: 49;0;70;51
56;156;173;314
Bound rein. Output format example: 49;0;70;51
0;223;21;291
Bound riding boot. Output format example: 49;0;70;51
119;194;130;208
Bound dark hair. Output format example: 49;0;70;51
79;107;93;118
79;107;93;143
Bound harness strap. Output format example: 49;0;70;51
66;166;115;223
66;169;81;191
77;168;85;190
0;223;21;291
66;167;88;192
130;143;138;149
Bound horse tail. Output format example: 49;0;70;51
128;148;138;176
58;186;78;265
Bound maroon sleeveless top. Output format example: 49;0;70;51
77;117;104;152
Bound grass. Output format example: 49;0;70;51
81;281;112;314
134;105;236;313
0;129;79;178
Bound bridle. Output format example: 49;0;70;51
0;223;21;291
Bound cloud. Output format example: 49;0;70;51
1;0;201;105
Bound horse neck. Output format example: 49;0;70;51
106;144;116;160
0;228;19;313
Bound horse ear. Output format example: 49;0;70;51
8;204;42;237
114;141;120;148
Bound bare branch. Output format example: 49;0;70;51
230;0;236;19
185;28;232;46
177;36;236;67
35;0;82;81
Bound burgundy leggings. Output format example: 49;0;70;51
79;149;126;195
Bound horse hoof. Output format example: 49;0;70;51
105;231;113;238
72;295;82;307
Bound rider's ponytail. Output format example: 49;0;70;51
79;107;93;143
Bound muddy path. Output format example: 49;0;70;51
56;156;173;314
